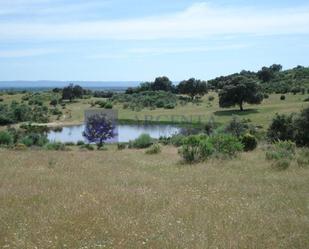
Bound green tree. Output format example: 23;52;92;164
219;76;263;111
177;78;208;100
152;76;173;91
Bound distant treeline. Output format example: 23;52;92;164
125;64;309;95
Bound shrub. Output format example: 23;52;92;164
293;107;309;147
280;95;286;100
209;134;243;157
50;108;62;115
64;142;75;146
80;144;95;151
164;103;176;109
208;95;215;101
266;141;296;161
0;131;13;145
132;134;153;148
145;143;161;154
179;135;203;163
0;98;3;102
241;134;258;151
117;143;126;150
15;143;27;150
77;140;85;146
44;142;66;151
104;102;113;109
225;116;247;137
304;97;309;102
267;114;294;142
263;93;269;99
21;133;48;147
170;134;186;147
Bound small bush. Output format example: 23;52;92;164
164;103;176;109
14;143;27;150
179;135;202;163
280;95;286;100
267;114;294;142
0;131;13;145
266;141;296;161
44;142;66;151
170;134;185;147
304;97;309;102
20;133;48;147
77;140;85;146
208;95;215;102
64;142;75;146
104;102;113;109
263;93;269;99
117;143;126;150
132;134;153;148
225;116;247;137
209;134;243;157
80;144;95;151
145;143;161;154
241;134;258;151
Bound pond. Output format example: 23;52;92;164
47;124;181;143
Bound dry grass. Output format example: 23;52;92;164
0;147;308;248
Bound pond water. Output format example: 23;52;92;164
47;124;181;143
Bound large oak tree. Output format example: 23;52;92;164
219;76;263;111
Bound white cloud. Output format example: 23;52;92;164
0;2;308;41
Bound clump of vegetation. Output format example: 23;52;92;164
131;134;153;149
80;144;95;151
225;116;248;137
44;142;66;151
0;131;13;146
241;133;258;151
178;135;211;163
21;133;49;147
179;134;243;163
117;143;126;150
77;140;85;146
112;91;178;111
14;143;28;150
208;95;215;101
145;143;161;154
208;134;244;158
267;107;309;147
266;141;296;170
267;114;295;142
266;140;296;161
159;134;185;147
280;95;286;100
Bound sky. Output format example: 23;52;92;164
0;0;309;82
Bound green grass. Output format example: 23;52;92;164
1;92;308;128
0;147;308;248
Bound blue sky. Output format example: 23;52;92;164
0;0;308;82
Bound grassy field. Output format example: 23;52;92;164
1;92;309;128
0;147;308;248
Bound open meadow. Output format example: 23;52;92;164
0;147;308;248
